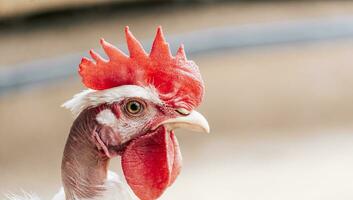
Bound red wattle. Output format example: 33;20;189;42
121;126;182;200
169;131;182;186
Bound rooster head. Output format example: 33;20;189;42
63;26;209;200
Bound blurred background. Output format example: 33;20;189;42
1;0;353;199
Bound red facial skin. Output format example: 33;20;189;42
61;98;182;200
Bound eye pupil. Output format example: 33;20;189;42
130;102;139;111
126;100;143;115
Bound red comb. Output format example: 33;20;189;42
79;26;204;109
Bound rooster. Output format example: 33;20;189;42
8;26;209;200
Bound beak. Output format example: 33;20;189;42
159;111;210;133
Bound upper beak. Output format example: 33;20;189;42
159;110;210;133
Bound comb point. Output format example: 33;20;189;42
176;44;187;61
150;26;172;61
100;38;128;61
125;26;148;59
89;49;105;63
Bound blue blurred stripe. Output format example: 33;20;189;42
2;17;353;94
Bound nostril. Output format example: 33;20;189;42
175;108;190;116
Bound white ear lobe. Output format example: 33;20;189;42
96;109;119;131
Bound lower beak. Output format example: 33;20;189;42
159;111;210;133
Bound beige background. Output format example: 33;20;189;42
0;0;133;18
1;1;353;199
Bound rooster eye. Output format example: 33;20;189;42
125;100;144;116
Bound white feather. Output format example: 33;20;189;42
62;85;162;117
5;191;40;200
7;171;135;200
